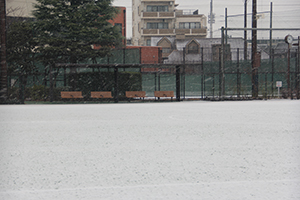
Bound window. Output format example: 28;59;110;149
146;39;151;46
212;44;231;61
162;47;171;53
147;22;168;29
179;22;201;29
187;41;199;54
147;5;168;12
114;23;122;35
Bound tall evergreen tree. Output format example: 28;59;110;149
6;20;37;86
32;0;123;65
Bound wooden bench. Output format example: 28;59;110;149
61;91;83;99
125;91;146;101
154;91;174;101
91;91;113;99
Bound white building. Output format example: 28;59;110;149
132;0;207;46
6;0;36;17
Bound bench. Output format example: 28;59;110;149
125;91;146;101
61;91;83;99
154;91;174;101
91;91;113;99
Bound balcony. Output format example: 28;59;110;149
142;29;175;36
175;28;207;35
142;12;175;19
141;0;175;2
142;28;207;36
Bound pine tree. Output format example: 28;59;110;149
6;20;37;86
32;0;123;65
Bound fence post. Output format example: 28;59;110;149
0;0;8;101
237;48;240;98
203;74;206;98
123;47;126;64
158;68;161;91
221;27;225;98
297;37;300;99
114;66;118;103
19;74;24;104
271;48;274;97
295;49;298;99
201;47;204;99
219;48;222;98
176;65;181;101
154;73;157;91
265;72;268;99
63;67;67;87
49;64;53;102
287;43;291;98
182;47;186;99
212;74;215;99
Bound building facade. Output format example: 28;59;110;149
132;0;207;46
6;1;127;44
108;7;126;46
150;37;247;63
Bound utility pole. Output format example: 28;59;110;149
244;0;247;60
225;7;227;44
252;0;258;98
0;0;7;101
269;2;273;59
210;0;213;38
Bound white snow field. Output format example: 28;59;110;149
0;100;300;200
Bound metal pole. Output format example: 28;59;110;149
295;49;298;99
19;75;24;104
219;48;222;98
158;68;161;91
114;66;118;103
225;8;228;44
0;0;7;100
183;47;186;99
225;28;300;31
265;73;267;99
269;2;273;59
123;9;126;46
221;27;225;98
201;47;204;99
244;0;247;60
271;48;274;97
296;36;300;99
154;73;157;91
252;0;258;98
123;48;126;64
210;0;213;38
237;48;240;98
176;65;181;101
287;43;291;98
64;68;67;86
212;75;215;99
49;65;53;102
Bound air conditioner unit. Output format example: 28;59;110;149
170;2;173;5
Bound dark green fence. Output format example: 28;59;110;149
5;47;300;102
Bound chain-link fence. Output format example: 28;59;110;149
5;45;300;103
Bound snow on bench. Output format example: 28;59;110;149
125;91;146;101
61;91;83;99
91;91;113;99
154;91;174;101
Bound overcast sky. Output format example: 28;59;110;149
113;0;300;40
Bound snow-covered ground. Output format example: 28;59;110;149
0;100;300;200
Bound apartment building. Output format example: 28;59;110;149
132;0;207;46
6;1;126;44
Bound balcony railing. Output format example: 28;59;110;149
142;12;175;18
142;29;175;35
142;28;207;36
